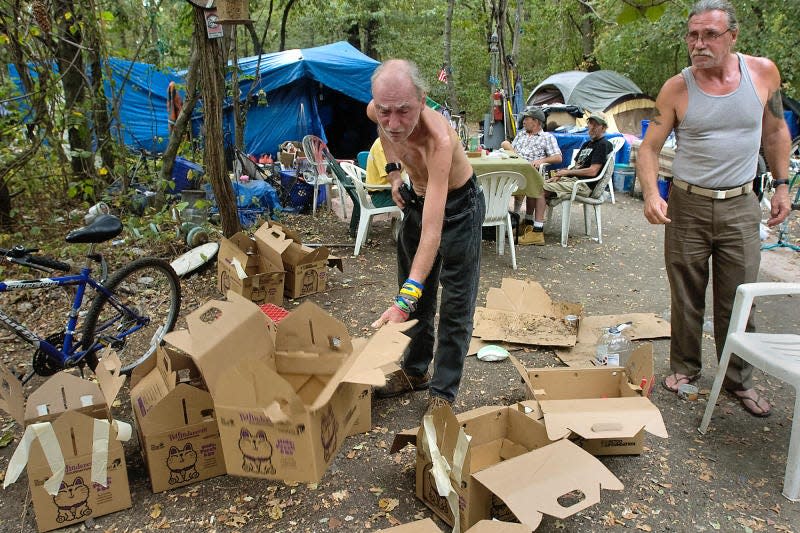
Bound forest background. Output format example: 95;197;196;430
0;0;798;237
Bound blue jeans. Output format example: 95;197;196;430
397;174;485;402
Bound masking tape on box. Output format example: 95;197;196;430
420;415;469;533
3;419;132;495
4;422;65;495
91;419;132;487
231;257;247;279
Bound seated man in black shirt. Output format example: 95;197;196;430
544;113;613;199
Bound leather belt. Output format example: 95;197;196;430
672;178;753;200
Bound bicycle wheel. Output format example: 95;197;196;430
457;119;469;150
82;257;181;374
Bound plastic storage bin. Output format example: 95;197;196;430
171;157;204;193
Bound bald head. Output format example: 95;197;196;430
372;59;429;100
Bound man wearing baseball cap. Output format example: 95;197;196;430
501;107;562;245
543;113;613;202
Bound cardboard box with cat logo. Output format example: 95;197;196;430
254;221;343;299
217;230;286;306
163;291;411;483
129;344;227;493
0;352;132;532
390;405;623;532
511;343;668;456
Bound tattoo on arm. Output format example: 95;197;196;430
651;107;663;126
767;90;784;119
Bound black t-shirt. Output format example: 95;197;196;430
574;137;613;192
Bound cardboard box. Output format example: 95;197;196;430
129;345;226;493
0;353;132;532
255;221;342;299
217;231;285;306
391;405;622;532
163;291;412;483
278;140;303;169
378;518;443;532
472;279;583;347
511;344;668;455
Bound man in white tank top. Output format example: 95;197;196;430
636;0;791;417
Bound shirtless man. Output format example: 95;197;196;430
637;0;791;417
368;59;485;413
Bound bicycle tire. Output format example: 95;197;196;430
82;257;181;374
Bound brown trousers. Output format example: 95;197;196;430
664;185;761;390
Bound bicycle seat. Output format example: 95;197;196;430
66;214;123;244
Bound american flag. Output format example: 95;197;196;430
438;67;448;84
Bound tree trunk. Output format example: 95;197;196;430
579;0;598;71
53;0;94;183
84;6;115;175
279;0;297;51
443;0;460;112
160;45;201;182
362;2;380;58
194;7;240;237
243;20;262;55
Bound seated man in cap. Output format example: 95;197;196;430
544;113;613;201
501;107;562;245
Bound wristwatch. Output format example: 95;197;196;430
385;162;402;174
772;179;789;187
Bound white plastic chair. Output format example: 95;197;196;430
339;161;402;256
477;171;526;269
606;136;626;204
698;282;800;501
301;135;335;216
546;152;615;247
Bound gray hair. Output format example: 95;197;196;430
371;59;430;98
688;0;739;31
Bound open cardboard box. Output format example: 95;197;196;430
129;345;226;493
254;221;343;299
164;291;411;483
472;279;582;347
0;352;131;532
511;343;668;455
217;230;285;306
390;405;622;532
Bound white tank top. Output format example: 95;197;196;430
672;53;764;188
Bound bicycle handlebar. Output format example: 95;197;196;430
1;246;71;272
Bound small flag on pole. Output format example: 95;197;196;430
438;66;448;84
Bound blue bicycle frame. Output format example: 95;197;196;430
0;265;145;369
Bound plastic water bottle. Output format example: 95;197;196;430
595;327;633;367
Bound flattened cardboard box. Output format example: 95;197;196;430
377;518;443;532
512;343;668;455
129;345;226;493
255;221;343;299
0;353;131;532
217;230;285;306
391;405;622;532
164;291;410;483
472;279;582;347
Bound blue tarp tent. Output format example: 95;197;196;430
228;42;380;159
7;58;186;154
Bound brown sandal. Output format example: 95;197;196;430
661;372;700;393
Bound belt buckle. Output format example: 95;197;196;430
712;189;727;200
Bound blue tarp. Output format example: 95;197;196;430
225;42;380;159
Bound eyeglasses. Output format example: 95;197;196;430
684;28;732;44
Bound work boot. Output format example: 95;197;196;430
519;226;545;246
425;394;453;416
517;222;532;240
375;369;431;398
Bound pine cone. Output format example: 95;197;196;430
31;0;51;35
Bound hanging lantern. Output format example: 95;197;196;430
215;0;250;24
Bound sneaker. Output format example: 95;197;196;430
519;226;545;246
374;369;431;398
425;394;453;416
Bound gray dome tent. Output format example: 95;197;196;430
527;70;655;136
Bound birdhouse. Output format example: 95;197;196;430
215;0;250;24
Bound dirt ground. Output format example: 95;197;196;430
1;192;799;532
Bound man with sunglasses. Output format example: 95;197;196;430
637;0;791;417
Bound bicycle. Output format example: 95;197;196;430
759;136;800;251
441;103;469;149
0;214;182;382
